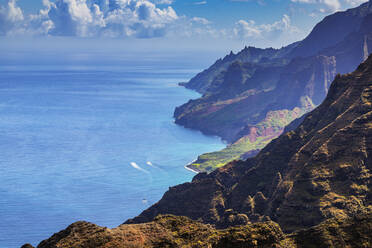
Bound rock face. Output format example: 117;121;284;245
29;212;372;247
176;1;372;172
127;55;372;233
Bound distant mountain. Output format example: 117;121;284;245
180;44;295;94
176;1;372;172
129;54;372;232
183;1;372;95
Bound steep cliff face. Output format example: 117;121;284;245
322;12;372;74
271;55;337;108
129;55;372;233
175;1;372;172
27;212;372;248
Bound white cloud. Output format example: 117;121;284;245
0;0;24;35
0;0;179;38
154;0;174;4
234;20;261;38
234;14;297;39
0;0;306;47
344;0;368;6
230;0;265;4
166;15;223;39
233;14;303;47
291;0;341;12
191;17;211;25
193;1;207;5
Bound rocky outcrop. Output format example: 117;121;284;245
26;215;285;248
128;55;372;233
28;211;372;247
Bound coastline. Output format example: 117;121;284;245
184;159;200;174
176;84;226;175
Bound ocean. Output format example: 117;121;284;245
0;50;225;247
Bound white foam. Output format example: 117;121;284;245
146;161;160;169
184;159;199;174
184;165;199;174
130;162;149;174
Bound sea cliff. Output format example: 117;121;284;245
176;1;372;172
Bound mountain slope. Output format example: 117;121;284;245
128;55;372;233
289;1;372;58
176;1;372;172
25;212;372;248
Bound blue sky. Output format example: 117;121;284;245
0;0;369;50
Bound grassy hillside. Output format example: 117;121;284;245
189;107;310;172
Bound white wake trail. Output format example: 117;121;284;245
130;162;149;174
146;161;161;169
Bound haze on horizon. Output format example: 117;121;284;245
0;0;369;54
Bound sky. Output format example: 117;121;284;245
0;0;369;52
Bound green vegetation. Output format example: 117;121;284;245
189;107;309;172
190;136;270;172
32;212;372;248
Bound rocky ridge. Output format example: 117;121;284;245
176;1;372;172
24;212;372;248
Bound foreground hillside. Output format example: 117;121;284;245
176;1;372;172
26;52;372;248
23;212;372;248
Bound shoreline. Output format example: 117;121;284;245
176;84;227;175
184;159;200;174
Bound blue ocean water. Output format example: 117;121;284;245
0;51;225;247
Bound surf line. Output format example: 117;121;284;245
184;159;199;174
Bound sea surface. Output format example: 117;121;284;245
0;50;225;247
